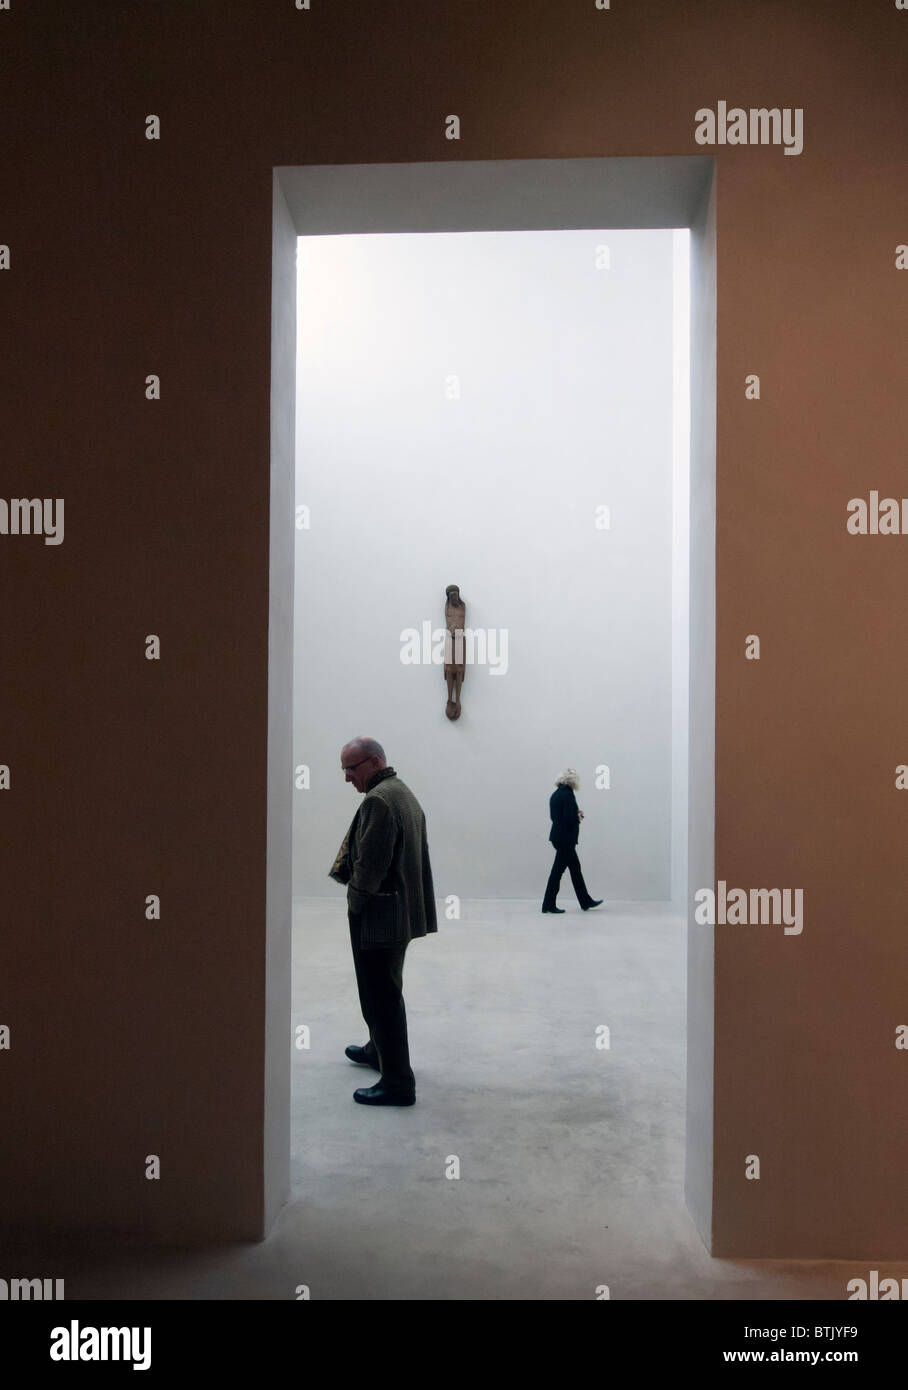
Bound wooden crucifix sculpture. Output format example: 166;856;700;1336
444;584;466;721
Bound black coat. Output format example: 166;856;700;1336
548;783;580;849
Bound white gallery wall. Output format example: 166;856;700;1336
293;227;686;901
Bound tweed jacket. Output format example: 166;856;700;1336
340;768;437;946
548;783;581;850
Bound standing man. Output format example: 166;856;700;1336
329;737;437;1106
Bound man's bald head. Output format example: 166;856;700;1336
343;737;385;764
340;737;387;794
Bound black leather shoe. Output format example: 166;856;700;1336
542;905;565;913
353;1082;415;1106
345;1044;380;1070
581;899;603;911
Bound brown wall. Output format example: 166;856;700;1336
2;0;906;1255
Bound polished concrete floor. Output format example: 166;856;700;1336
8;897;901;1300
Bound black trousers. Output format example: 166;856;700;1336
348;912;415;1091
543;844;594;909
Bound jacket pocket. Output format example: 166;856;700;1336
360;889;408;948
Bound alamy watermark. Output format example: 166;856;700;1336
0;498;64;544
694;881;803;935
846;491;908;534
50;1322;151;1370
695;102;803;156
847;1270;908;1299
1;1276;64;1300
400;623;508;675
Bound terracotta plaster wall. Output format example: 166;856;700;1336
2;1;906;1253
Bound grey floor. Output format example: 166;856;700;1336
15;897;899;1299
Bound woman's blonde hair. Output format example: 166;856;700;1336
555;768;580;790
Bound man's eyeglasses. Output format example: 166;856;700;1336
342;756;373;776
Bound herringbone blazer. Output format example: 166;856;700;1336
344;768;437;946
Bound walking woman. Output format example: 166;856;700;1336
541;769;603;914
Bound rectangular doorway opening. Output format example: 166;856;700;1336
267;158;717;1272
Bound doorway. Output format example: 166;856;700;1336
268;157;716;1253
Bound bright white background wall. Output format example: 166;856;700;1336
293;228;680;900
